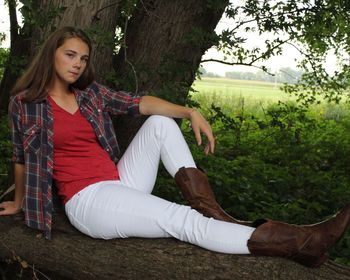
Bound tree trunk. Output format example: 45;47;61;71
0;36;31;115
115;0;228;94
1;213;350;280
0;0;32;115
113;0;229;153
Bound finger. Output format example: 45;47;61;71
204;143;210;155
193;127;202;146
0;208;20;216
207;141;214;154
210;137;215;153
0;201;10;207
204;131;215;154
0;209;8;216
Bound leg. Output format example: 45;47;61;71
175;167;254;226
65;182;350;267
117;115;196;193
118;115;252;226
65;180;255;254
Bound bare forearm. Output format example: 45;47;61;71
14;163;25;208
139;96;194;119
139;95;215;154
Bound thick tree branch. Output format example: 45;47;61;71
1;213;350;280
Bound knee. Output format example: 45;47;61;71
146;115;177;127
145;115;179;137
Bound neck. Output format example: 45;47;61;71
48;78;71;97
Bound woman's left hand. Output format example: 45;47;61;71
189;109;215;155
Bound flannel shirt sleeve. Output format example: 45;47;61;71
96;82;144;116
8;96;25;164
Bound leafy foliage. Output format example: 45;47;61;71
0;48;10;79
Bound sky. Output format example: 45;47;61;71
201;12;338;76
0;1;337;76
0;1;13;48
200;13;301;75
201;39;301;76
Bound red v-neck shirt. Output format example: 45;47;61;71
49;96;119;204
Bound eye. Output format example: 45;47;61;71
66;53;74;58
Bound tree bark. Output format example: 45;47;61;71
113;0;229;153
0;0;32;115
0;213;349;280
115;0;228;94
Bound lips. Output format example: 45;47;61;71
69;71;79;76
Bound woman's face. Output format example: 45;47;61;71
54;37;90;87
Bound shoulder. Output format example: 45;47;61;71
9;91;48;118
79;82;116;101
10;91;26;103
74;81;108;96
83;81;106;92
9;91;26;112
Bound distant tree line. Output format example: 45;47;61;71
200;67;304;84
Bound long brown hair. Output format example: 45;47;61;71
12;26;95;102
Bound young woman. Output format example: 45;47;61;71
0;26;349;268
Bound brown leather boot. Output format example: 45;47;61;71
248;204;350;267
174;167;253;227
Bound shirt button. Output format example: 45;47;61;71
98;135;102;138
106;148;110;152
97;109;101;113
31;130;35;134
90;119;93;122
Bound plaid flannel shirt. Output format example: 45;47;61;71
8;81;142;239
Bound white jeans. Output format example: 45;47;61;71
65;115;255;254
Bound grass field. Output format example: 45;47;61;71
191;77;350;120
192;77;293;102
190;77;295;114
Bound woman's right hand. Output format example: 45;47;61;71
0;201;22;215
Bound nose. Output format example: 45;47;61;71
73;58;82;69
